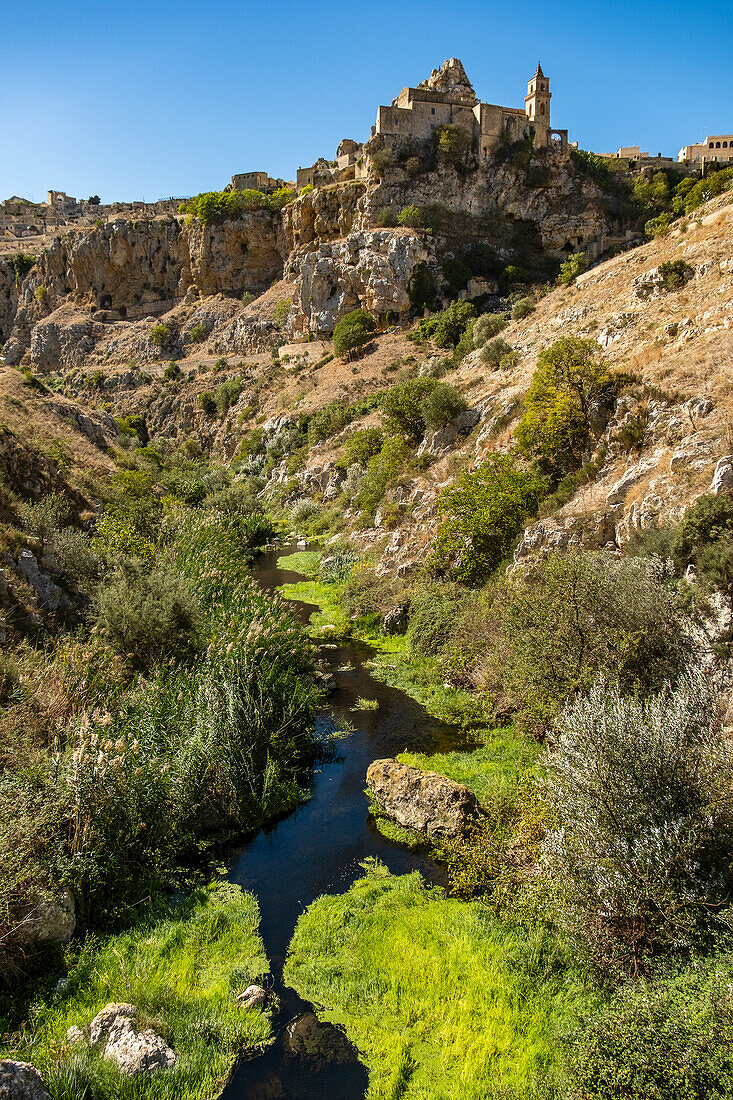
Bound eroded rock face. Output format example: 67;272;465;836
0;1061;50;1100
88;1003;176;1075
289;230;430;336
283;1013;358;1068
366;758;479;836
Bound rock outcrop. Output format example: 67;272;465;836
289;230;430;336
366;758;479;836
84;1003;176;1075
0;1061;50;1100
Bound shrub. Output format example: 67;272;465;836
214;379;243;415
370;149;394;178
34;285;48;305
163;361;181;380
407;582;470;656
544;673;733;971
480;337;515;369
420;382;468;431
289;498;320;528
559;252;586;286
380;377;437;439
644;211;674;238
241;291;256;306
96;564;200;669
407;262;437;311
511;297;535;320
434;300;477;349
338;428;384;469
516;337;613;479
397;204;424;228
563;955;733;1098
19;491;69;547
9;253;35;284
405;156;421;175
187;322;209;343
442;257;472;293
675;165;733;213
375;205;397;227
274;297;292;324
435;124;472;167
356;436;409;519
149;323;173;348
432;454;545;584
493;551;690;732
332;308;376;361
658;259;694;290
198;390;217;416
473;312;509;347
671;492;733;592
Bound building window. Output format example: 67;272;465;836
540;103;545;115
716;142;721;148
431;107;435;115
709;142;714;148
724;141;729;148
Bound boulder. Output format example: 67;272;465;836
283;1012;358;1068
0;1061;50;1100
366;758;479;836
237;984;269;1009
89;1002;175;1075
382;604;409;635
29;887;76;943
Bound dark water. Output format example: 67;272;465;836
221;545;467;1099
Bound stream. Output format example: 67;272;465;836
221;544;469;1099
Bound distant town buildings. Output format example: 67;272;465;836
678;135;733;166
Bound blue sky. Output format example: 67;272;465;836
3;0;732;204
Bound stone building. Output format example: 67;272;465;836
226;172;292;193
678;135;733;166
372;58;569;158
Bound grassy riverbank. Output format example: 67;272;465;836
1;884;272;1100
285;862;593;1100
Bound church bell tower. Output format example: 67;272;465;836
525;62;551;145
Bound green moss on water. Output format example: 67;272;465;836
285;862;593;1100
1;885;272;1100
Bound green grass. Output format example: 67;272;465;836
399;728;540;811
1;885;272;1100
285;862;593;1100
276;550;321;578
276;554;491;726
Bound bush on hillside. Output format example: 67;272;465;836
435;124;472;167
96;564;200;669
149;323;173;349
491;551;690;733
333;308;376;361
516;337;613;479
473;312;510;347
559;252;586;286
356;436;409;519
658;259;694;290
671;492;733;592
337;428;384;470
511;297;535;320
545;673;733;970
397;204;424;228
420;382;468;431
644;211;674;239
432;454;545;584
480;337;516;369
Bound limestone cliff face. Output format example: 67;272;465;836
358;149;620;253
0;261;18;344
184;212;285;295
283;183;366;253
288;229;432;336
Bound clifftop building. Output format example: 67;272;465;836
296;58;571;190
372;58;569;157
679;135;733;166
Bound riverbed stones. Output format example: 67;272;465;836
87;1002;176;1075
0;1061;50;1100
283;1012;358;1068
366;758;479;836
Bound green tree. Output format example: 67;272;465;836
96;564;200;669
432;454;545;583
380;377;437;440
516;337;612;478
559;252;586;286
435;124;472;167
332;308;376;361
